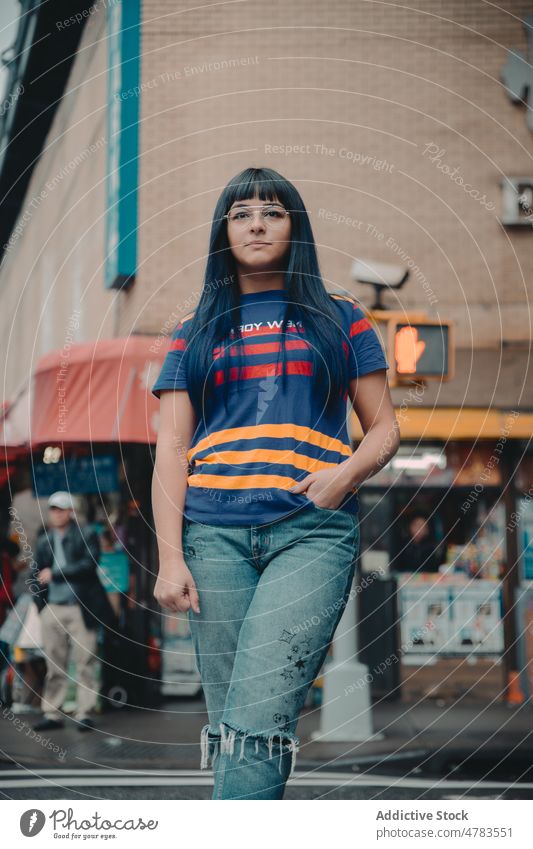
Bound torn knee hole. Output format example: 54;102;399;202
202;721;299;776
199;723;221;770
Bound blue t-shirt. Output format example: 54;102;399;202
151;289;389;526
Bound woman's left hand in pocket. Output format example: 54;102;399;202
288;466;355;509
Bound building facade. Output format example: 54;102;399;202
0;0;532;701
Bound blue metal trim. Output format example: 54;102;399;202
104;0;141;289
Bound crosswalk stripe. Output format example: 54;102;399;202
0;771;530;790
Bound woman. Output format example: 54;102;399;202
151;167;400;799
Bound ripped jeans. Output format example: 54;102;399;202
183;502;360;800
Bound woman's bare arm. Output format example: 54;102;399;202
342;369;401;487
152;389;200;613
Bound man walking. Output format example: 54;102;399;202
32;492;115;732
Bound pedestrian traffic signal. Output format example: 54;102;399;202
388;320;454;382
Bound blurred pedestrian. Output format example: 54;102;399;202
0;521;20;677
31;491;115;732
0;525;20;628
395;512;441;573
98;527;130;619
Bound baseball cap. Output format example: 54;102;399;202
47;491;75;510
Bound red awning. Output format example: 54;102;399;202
31;335;166;446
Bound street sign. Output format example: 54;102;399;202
31;454;119;497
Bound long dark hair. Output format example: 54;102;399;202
184;167;347;416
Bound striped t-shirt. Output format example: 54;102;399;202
151;289;389;526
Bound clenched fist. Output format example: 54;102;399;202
153;560;200;614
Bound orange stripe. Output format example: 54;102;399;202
187;423;352;463
188;473;299;490
194;449;338;473
166;313;194;349
330;294;355;303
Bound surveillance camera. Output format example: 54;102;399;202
351;259;409;288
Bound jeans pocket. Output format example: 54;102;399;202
309;500;357;521
308;500;338;514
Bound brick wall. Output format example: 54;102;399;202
130;0;533;372
1;0;531;409
0;4;111;400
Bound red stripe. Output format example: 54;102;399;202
169;338;187;351
286;361;313;376
214;360;312;385
350;318;372;337
213;340;309;358
215;364;281;384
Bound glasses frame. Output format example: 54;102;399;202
224;204;291;226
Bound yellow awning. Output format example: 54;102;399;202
350;407;532;441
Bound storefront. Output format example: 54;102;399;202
514;447;533;702
24;335;167;709
353;408;533;704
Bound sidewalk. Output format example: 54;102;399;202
1;696;532;775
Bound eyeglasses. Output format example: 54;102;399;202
224;205;290;228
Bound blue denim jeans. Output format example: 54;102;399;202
183;502;360;800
